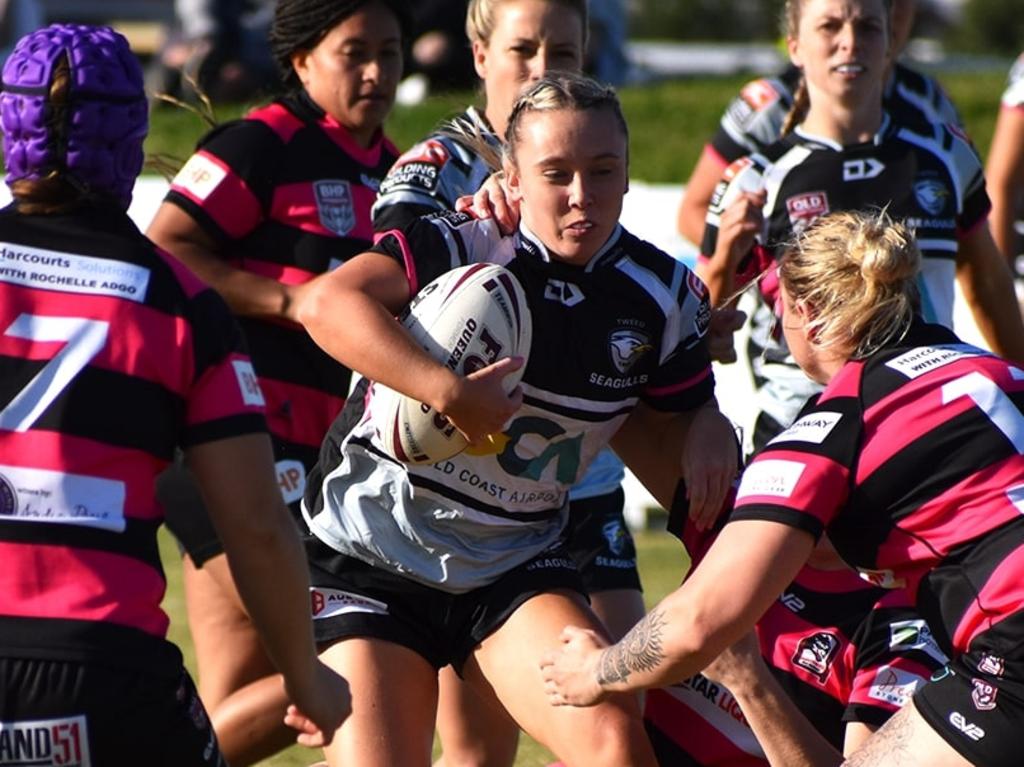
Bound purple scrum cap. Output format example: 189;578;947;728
1;23;147;206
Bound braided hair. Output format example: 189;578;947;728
270;0;411;89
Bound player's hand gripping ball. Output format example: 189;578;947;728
370;263;532;464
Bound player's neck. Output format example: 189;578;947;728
800;100;883;146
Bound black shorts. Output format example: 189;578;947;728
304;534;586;674
563;488;642;593
914;619;1024;767
0;657;224;767
158;443;313;567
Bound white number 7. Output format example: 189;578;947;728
1;313;110;432
941;369;1024;453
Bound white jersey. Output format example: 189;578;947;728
304;213;714;591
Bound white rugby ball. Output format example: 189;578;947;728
370;263;532;464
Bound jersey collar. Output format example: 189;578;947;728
793;111;892;151
515;222;624;273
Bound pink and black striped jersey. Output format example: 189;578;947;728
644;564;944;766
164;92;400;467
0;203;267;671
733;321;1024;658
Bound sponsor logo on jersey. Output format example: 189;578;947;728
544;279;585;307
0;243;151;302
608;329;653;374
948;712;985;741
779;591;806;612
857;568;906;589
978;654;1005;677
526;555;576;572
231;359;266;407
378;161;440;195
310;588;388;619
723;156;755;184
793;631;840;681
785;191;829;232
173;152;227;201
736;459;806;499
314;179;356;236
931;665;955;683
842;158;886;181
276;459;306;505
0;715;91;766
0;474;16;516
888;619;948;665
868;666;926;707
885;345;981;379
739;79;781;111
0;464;126;532
913;177;950;216
971;678;998;711
769;411;842;445
359;173;381;192
601;517;630;556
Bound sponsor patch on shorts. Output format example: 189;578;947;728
0;714;91;766
867;666;926;707
310;588;389;619
276;459;305;505
736;459;806;500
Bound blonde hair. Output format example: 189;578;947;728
503;72;628;166
780;0;892;136
466;0;588;45
778;210;920;358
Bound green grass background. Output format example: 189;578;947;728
154;68;1008;765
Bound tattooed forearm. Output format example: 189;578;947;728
596;608;668;687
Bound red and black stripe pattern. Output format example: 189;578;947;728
0;204;266;670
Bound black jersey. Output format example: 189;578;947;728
303;212;714;592
711;62;963;166
164;92;400;501
702;116;989;438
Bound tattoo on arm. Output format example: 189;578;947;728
597;608;668;687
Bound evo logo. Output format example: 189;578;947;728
948;712;985;741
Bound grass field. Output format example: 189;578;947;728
153;67;1009;765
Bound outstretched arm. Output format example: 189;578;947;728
540;519;814;704
701;632;843;767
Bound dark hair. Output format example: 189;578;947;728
270;0;412;89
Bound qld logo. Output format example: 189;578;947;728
314;179;356;236
913;178;949;216
608;329;652;374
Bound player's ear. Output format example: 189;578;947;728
503;158;523;203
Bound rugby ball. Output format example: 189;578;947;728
369;263;532;464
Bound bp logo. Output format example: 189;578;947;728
608;329;652;374
913;177;949;216
0;473;16;516
314;179;356;236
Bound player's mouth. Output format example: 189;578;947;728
832;63;866;77
565;219;596;236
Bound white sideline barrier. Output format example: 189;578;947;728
0;178;990;529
